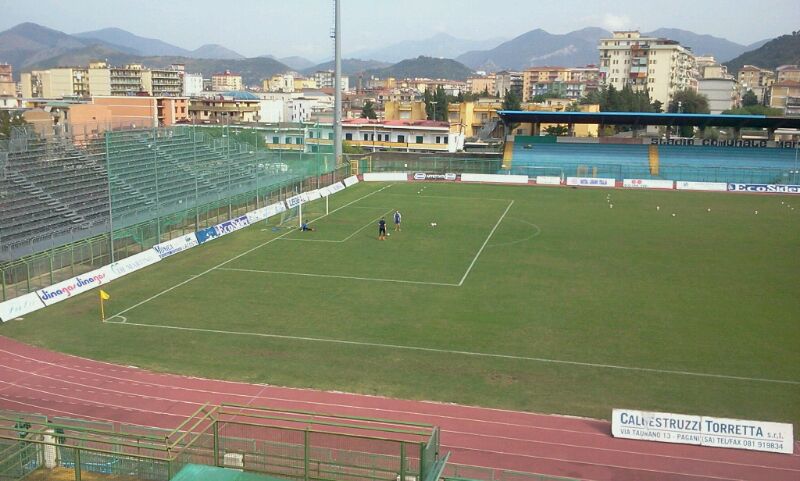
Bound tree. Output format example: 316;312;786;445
502;89;521;111
544;125;569;136
423;86;448;122
742;89;759;107
668;90;710;115
0;111;27;140
361;101;377;119
651;100;664;113
668;90;710;137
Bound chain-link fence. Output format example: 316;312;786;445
0;124;350;301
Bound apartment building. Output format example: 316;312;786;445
341;118;461;153
0;64;16;97
188;92;260;123
211;70;243;91
694;57;739;114
20;63;187;98
770;80;800;115
494;71;523;98
312;70;349;92
467;75;496;96
737;65;774;104
776;65;800;83
265;74;295;93
522;66;599;101
598;31;697;106
183;73;204;97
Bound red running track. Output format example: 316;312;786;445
0;336;797;481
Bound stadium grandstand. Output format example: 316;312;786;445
497;111;800;184
0;124;339;301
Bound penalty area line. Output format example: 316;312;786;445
106;322;800;386
104;184;394;322
218;267;458;287
458;200;514;286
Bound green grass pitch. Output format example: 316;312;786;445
3;181;799;429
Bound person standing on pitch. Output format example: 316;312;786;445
393;210;402;231
378;217;387;240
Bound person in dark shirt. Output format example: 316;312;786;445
300;221;314;231
378;218;387;240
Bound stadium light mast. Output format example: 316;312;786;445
333;0;343;166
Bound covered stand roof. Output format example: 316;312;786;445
497;110;800;130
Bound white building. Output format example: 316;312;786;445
698;78;739;114
183;73;204;97
598;31;697;107
341;119;464;153
312;70;349;92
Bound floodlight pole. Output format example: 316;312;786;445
334;0;343;166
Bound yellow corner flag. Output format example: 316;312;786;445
99;289;110;322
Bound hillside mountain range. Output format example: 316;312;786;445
457;27;609;71
364;56;474;81
1;22;794;86
350;33;506;64
457;27;768;71
725;32;800;72
304;59;392;76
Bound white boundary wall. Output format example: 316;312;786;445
461;173;528;184
676;181;728;191
623;179;675;189
362;172;408;182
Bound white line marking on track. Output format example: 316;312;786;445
105;184;393;321
99;323;800;385
0;379;186;418
2;349;797;472
218;268;458;287
458;200;513;286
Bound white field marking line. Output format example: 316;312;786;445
104;323;800;385
279;208;394;243
218;268;458;287
443;445;744;481
0;378;186;418
105;184;393;321
486;219;542;248
2;350;798;468
381;192;512;202
458;200;514;286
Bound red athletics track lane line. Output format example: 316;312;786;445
0;337;798;481
3;339;798;470
3;336;796;478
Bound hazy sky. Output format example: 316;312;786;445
3;0;799;60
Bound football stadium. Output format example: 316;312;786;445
1;0;800;478
1;109;799;480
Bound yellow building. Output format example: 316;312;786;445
385;98;601;138
383;101;427;121
0;64;16;97
211;70;243;91
293;77;318;90
467;75;496;95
